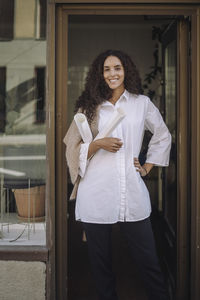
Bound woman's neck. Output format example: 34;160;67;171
109;86;125;105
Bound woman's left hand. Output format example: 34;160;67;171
134;157;148;177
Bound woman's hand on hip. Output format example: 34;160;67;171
134;157;154;177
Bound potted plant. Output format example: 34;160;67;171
13;183;45;222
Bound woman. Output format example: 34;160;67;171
64;49;171;300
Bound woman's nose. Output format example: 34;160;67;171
109;68;115;76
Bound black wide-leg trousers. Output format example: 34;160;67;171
82;218;170;300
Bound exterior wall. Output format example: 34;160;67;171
0;1;199;300
0;261;46;300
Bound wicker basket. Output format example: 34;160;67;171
13;185;45;222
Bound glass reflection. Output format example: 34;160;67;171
0;0;46;245
164;40;177;233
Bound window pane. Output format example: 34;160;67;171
0;0;14;40
0;0;47;245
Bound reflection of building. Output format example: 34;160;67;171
0;0;46;40
0;1;200;300
0;1;47;298
0;0;46;134
0;0;46;199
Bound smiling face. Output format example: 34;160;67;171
103;56;125;92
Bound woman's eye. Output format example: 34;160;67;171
115;67;121;71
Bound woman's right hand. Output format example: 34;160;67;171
88;137;123;158
96;137;123;152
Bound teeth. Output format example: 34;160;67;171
110;79;118;83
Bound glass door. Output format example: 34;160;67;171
161;21;177;296
161;19;190;300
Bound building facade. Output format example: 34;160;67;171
0;0;200;299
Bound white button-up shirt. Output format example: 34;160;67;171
76;90;171;224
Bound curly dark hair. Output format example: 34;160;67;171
74;49;143;123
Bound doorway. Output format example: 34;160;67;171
55;7;190;300
67;15;173;300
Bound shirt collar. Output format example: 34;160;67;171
101;89;129;107
122;89;129;101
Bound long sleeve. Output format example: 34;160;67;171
63;109;99;200
79;143;90;177
145;99;172;166
63;120;82;185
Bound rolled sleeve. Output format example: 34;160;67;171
145;99;172;166
79;143;90;177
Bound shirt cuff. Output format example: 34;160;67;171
79;143;90;177
145;152;170;167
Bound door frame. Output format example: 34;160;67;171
46;2;200;300
160;18;190;298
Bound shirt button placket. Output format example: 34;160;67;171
118;123;126;222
